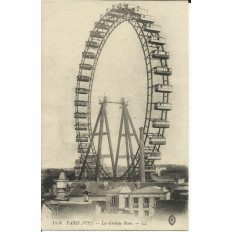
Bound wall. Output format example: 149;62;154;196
118;194;130;209
129;194;167;216
105;194;119;213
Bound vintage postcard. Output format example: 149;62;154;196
42;0;188;230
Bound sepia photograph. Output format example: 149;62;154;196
41;0;188;230
3;1;232;232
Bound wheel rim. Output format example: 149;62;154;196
75;4;172;180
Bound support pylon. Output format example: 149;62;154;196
114;98;139;179
78;97;114;181
78;97;141;181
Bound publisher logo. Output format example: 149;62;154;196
168;215;176;226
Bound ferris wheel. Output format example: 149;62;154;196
74;3;172;181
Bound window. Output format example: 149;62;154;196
125;197;129;208
144;198;149;204
134;211;138;216
111;197;116;205
145;211;149;217
133;198;139;208
143;197;149;208
155;197;160;200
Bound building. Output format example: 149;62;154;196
105;186;131;214
155;165;167;176
155;200;188;215
69;182;110;213
42;200;101;219
172;185;188;200
161;165;188;183
129;186;170;217
42;181;178;218
150;175;176;183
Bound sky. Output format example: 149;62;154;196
42;0;188;168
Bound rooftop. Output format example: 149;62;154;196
131;186;168;195
69;182;171;197
106;186;131;194
151;175;176;183
174;185;188;191
69;182;107;197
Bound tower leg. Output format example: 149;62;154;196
103;105;115;176
78;104;103;180
124;107;134;162
139;127;146;183
95;104;104;182
114;113;124;179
